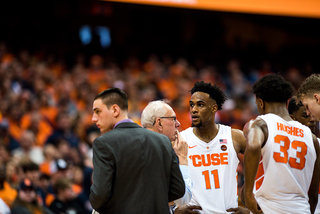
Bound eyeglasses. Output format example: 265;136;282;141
153;116;177;125
160;116;177;122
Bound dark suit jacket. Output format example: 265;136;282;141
89;122;185;214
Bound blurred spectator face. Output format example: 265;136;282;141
25;170;40;185
43;144;60;160
6;161;18;183
0;144;10;164
57;140;71;158
57;113;72;130
38;175;51;192
60;186;75;202
19;188;36;203
72;166;83;185
19;130;35;150
18;179;37;203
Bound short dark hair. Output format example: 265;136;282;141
288;97;303;115
190;81;227;110
252;74;294;103
21;161;39;173
94;88;128;110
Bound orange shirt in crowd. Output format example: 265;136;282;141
0;181;18;208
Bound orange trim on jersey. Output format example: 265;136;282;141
255;157;264;190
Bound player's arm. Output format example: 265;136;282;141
231;128;247;155
309;134;320;214
242;118;266;214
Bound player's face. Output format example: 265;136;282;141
92;99;114;134
292;105;316;133
301;95;320;121
189;92;215;128
161;105;181;141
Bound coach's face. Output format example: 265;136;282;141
161;105;180;141
92;98;115;134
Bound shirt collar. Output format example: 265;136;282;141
113;119;134;129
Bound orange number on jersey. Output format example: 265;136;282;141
289;140;307;170
202;169;220;189
273;135;290;163
273;135;307;170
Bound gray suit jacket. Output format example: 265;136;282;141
89;122;185;214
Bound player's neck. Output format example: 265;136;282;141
265;105;292;121
193;123;219;143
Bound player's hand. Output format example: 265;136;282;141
244;192;263;214
173;130;188;165
227;206;250;214
174;205;202;214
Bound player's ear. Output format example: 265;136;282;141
212;103;218;112
289;114;295;120
314;94;320;103
257;98;264;109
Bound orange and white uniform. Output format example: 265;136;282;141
181;125;239;214
254;114;316;214
315;138;320;214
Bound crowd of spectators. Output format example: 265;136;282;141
0;40;317;213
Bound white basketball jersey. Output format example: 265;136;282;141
181;125;239;214
315;138;320;214
254;113;316;214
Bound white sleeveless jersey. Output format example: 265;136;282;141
315;138;320;214
254;113;316;214
181;125;239;214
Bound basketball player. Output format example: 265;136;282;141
288;97;320;214
180;81;249;214
296;74;320;121
243;74;320;214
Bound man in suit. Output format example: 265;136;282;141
89;88;185;214
141;100;202;213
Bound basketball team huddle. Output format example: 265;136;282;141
89;73;320;214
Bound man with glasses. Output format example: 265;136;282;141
141;100;201;213
90;88;185;214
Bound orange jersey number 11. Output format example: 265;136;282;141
273;134;307;170
202;169;220;189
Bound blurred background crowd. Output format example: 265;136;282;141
0;0;320;213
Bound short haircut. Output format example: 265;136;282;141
141;100;169;128
288;97;303;115
53;178;72;194
94;88;128;111
296;74;320;100
252;74;294;103
21;161;39;173
190;81;227;110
